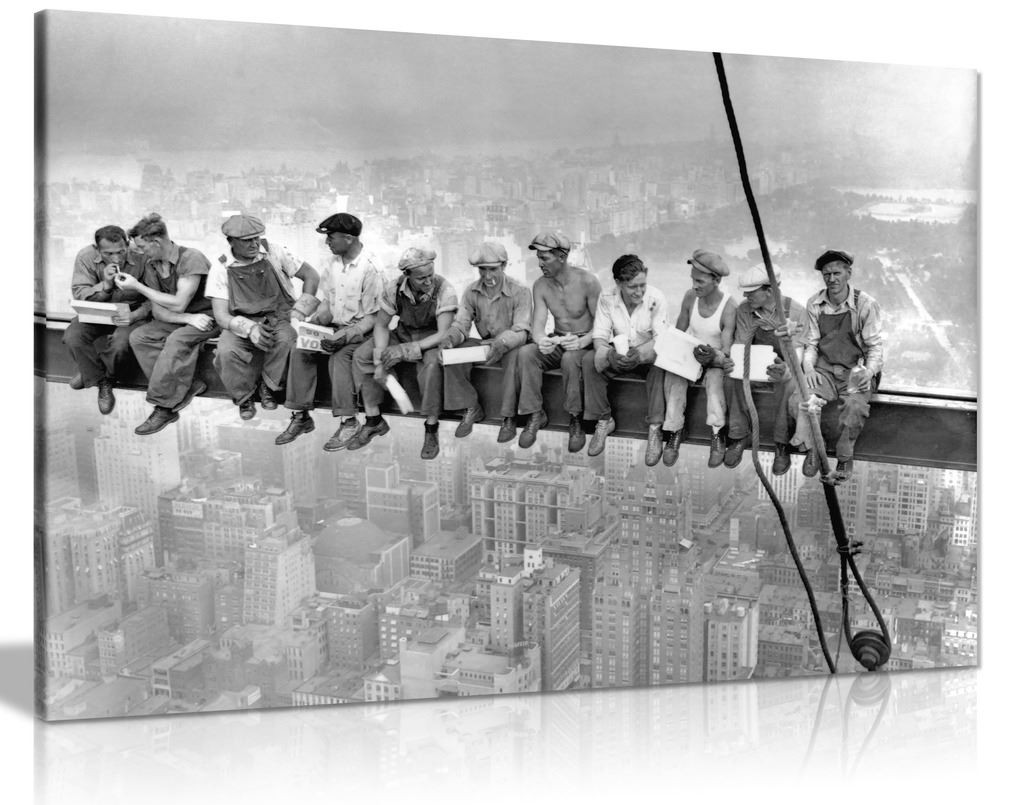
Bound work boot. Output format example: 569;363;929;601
567;414;586;454
518;411;547;449
239;398;257;421
258;380;278;410
587;417;616;457
421;426;440;460
644;424;664;467
723;435;750;469
275;411;315;445
663;429;684;467
455;407;485;438
69;373;85;390
347;418;390;451
772;443;792;475
172;379;207;413
707;428;727;468
497;417;517;444
323;418;360;452
135;406;179;436
802;449;821;478
97;378;116;415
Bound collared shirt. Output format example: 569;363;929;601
449;275;532;345
591;285;670;347
734;296;810;351
316;249;385;327
70;245;149;309
380;274;459;318
142;242;212;314
206;240;303;302
805;286;884;376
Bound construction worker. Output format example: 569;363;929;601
207;214;320;421
276;213;385;450
582;254;670;462
348;247;458;460
514;231;601;451
438;242;532;441
64;224;151;414
791;249;884;480
119;213;219;435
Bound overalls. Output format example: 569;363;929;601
353;278;444;418
727;297;797;444
214;254;297;405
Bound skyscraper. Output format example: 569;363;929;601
242;515;317;627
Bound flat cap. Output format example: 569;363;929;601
221;214;265;239
814;249;854;272
316;212;362;237
469;242;508;267
738;264;780;292
528;231;571;252
398;247;437;272
687;248;730;278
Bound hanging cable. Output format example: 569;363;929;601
713;51;891;672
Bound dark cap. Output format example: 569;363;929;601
814;249;854;272
316;212;362;237
221;214;265;239
528;231;571;252
687;248;730;278
469;242;508;267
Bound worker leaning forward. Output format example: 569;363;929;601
276;213;384;450
118;213;220;435
348;247;458;460
513;231;602;451
790;249;884;481
208;213;320;421
438;242;533;441
662;249;737;468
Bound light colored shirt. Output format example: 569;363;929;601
804;286;885;376
449;275;532;346
380;275;459;318
70;244;150;310
592;285;669;366
316;250;385;327
205;240;302;301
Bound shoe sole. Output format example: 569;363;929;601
135;412;179;435
347;424;390;450
323;431;358;452
275;421;315;445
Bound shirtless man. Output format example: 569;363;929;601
661;249;737;468
514;231;602;451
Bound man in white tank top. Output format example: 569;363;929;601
662;249;737;468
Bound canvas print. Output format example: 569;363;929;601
34;11;978;720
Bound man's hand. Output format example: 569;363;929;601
721;357;735;374
321;335;344;353
437;335;455;351
102;263;119;288
249;321;276;349
483;340;508;366
290;309;307;322
560;334;582;352
850;366;872;393
381;345;403;370
373;363;389;385
114;272;140;292
537;336;557;356
617;348;640;372
188;313;215;332
804;368;824;389
694;344;716;366
766;357;791;382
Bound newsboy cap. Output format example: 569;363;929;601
221;214;265;239
316;212;363;237
738;264;780;292
398;247;437;272
814;249;854;272
687;249;730;278
528;231;571;252
469;242;508;267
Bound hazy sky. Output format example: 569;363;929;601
39;10;977;176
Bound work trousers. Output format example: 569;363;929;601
516;343;586;416
63;318;144;387
582;353;665;425
727;377;796;444
443;338;521;417
789;364;874;461
129;320;221;409
663;367;725;433
285;335;365;418
214;318;296;405
353;334;443;418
